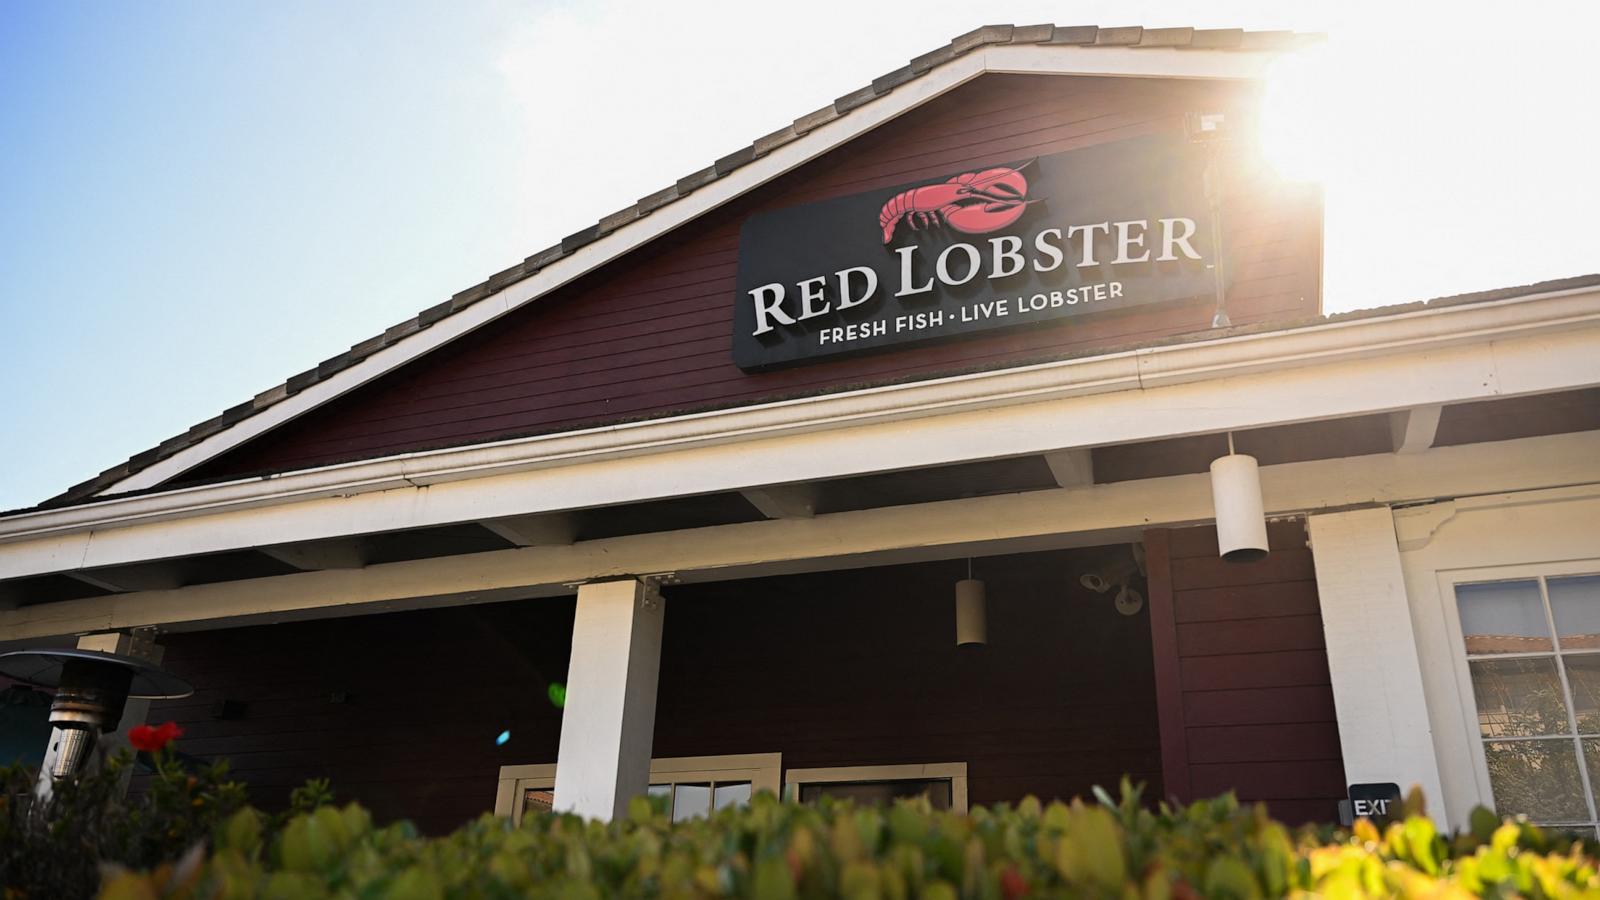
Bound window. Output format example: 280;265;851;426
784;763;969;813
494;754;781;824
1453;574;1600;833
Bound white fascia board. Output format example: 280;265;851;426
0;307;1595;583
3;431;1597;641
2;285;1596;563
99;45;1289;498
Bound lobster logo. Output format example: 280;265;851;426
877;162;1037;245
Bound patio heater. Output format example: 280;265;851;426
0;648;193;800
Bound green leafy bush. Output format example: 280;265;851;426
91;780;1600;899
0;746;250;899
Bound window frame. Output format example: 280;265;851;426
494;753;782;824
1439;560;1600;830
782;762;969;813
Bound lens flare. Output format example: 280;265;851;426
547;682;567;708
495;730;511;746
1259;42;1333;184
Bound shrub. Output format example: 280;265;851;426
90;779;1600;899
0;744;250;899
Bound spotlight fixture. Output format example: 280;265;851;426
1079;543;1147;615
1210;433;1269;563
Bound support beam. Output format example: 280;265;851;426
1043;449;1094;488
66;565;184;593
258;539;367;571
553;578;664;821
4;307;1598;580
479;514;577;547
1390;405;1444;454
741;485;819;519
1307;508;1447;826
2;431;1597;641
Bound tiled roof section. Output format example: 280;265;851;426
46;23;1319;508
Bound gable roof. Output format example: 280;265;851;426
45;23;1318;508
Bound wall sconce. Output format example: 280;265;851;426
1210;433;1269;563
955;559;987;647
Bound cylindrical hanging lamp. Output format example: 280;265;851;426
955;559;987;647
1209;434;1269;563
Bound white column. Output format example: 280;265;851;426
553;578;664;821
1307;507;1447;825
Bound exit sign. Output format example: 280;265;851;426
1345;782;1403;824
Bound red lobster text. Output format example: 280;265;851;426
878;164;1036;244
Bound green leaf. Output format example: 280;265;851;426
1202;855;1262;900
1468;806;1499;843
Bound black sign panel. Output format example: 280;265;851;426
1346;782;1404;824
733;134;1220;371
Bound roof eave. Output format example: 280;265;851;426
53;27;1318;506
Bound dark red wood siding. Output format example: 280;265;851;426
1145;520;1346;824
139;548;1162;834
182;73;1321;484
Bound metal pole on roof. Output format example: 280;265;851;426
1186;112;1232;329
1204;152;1231;328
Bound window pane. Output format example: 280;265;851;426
1567;656;1600;734
1585;739;1600;815
1469;658;1572;736
672;783;711;822
1485;739;1588;821
798;779;953;810
647;783;672;817
1551;576;1600;650
713;781;752;810
1457;580;1552;654
523;788;554;816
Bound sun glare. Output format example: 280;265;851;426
1259;42;1334;184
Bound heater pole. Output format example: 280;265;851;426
0;638;191;806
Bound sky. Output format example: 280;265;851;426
1;0;1597;511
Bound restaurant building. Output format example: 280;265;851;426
2;24;1598;837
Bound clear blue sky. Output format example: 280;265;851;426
1;2;535;509
2;1;1596;511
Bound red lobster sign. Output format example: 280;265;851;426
878;162;1036;244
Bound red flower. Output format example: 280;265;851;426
128;721;183;752
1001;866;1028;899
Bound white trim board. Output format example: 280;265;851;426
784;763;969;812
6;287;1598;549
98;44;1291;498
1393;488;1600;829
3;433;1596;641
0;289;1596;582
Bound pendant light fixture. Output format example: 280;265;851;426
1209;432;1269;563
955;558;987;647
